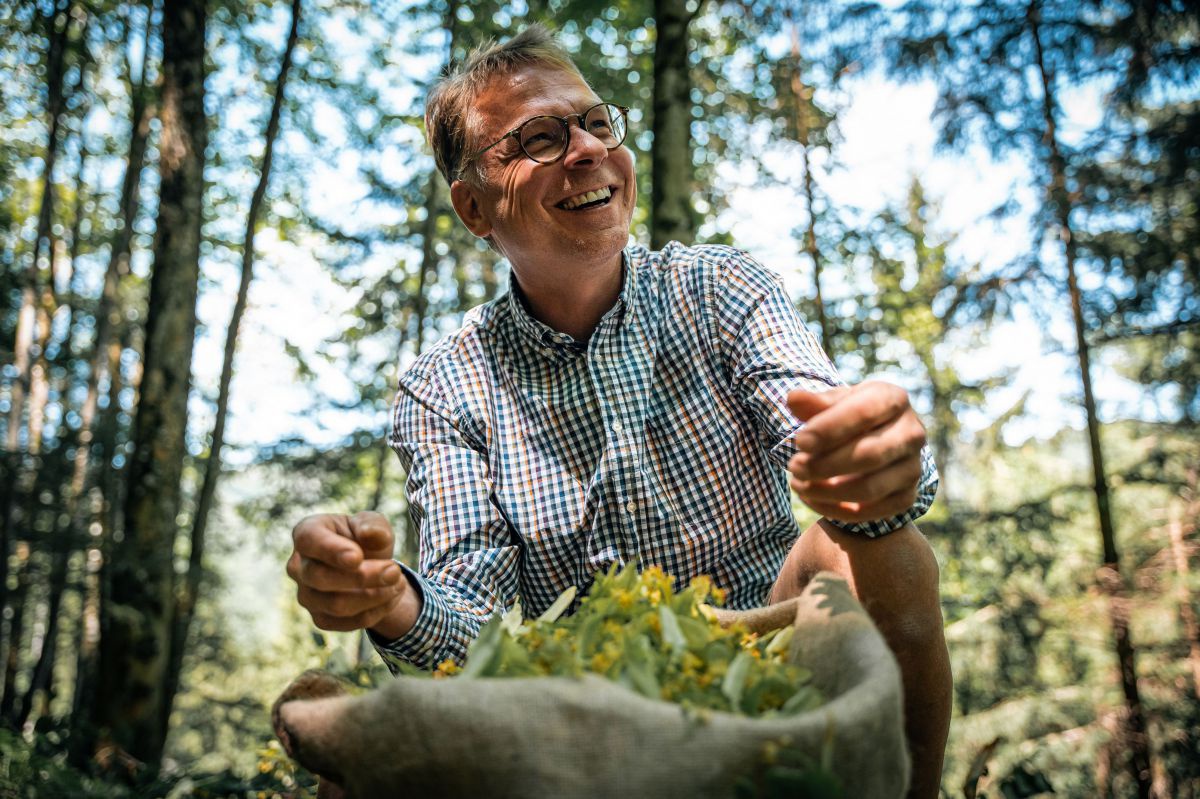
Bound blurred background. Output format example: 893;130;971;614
0;0;1196;796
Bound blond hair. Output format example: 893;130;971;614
425;24;584;185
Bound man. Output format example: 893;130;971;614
287;25;951;798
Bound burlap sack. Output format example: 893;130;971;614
273;571;909;798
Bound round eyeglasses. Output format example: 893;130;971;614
457;102;630;180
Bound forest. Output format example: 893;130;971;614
0;0;1197;796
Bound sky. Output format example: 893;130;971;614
183;13;1157;472
184;10;1167;645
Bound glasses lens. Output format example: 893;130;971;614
585;104;627;147
519;116;567;162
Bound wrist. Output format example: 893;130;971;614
368;573;423;641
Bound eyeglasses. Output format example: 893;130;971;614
457;102;630;180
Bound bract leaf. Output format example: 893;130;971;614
722;651;752;711
461;616;504;678
658;604;687;652
537;585;578;623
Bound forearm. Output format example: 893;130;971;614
771;520;950;799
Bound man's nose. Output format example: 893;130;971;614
561;122;609;168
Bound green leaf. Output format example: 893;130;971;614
779;685;822;715
677;614;712;649
462;616;505;678
537;585;578;623
763;625;795;656
501;599;527;636
658;604;687;652
624;634;661;699
722;652;752;711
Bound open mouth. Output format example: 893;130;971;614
557;186;613;211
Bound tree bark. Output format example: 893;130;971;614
1;0;73;626
91;0;208;767
1171;468;1200;699
0;543;32;724
789;16;832;359
1029;6;1152;796
161;0;300;746
68;333;124;767
67;4;155;543
6;0;71;453
650;0;699;249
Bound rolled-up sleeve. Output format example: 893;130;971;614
712;249;938;537
370;369;521;673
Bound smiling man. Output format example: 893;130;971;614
286;25;951;798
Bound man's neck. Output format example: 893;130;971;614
512;253;624;343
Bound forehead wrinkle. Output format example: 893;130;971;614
478;70;599;136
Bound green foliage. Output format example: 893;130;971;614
391;563;823;719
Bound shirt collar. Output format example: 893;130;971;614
504;249;637;359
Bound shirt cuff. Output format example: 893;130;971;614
368;562;456;673
827;447;940;537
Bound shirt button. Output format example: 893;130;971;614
612;420;623;433
625;501;637;514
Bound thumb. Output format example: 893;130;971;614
348;511;396;561
786;386;848;422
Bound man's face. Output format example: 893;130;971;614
450;64;638;283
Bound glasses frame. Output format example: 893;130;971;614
456;102;630;181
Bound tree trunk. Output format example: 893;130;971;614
650;0;699;249
1029;7;1152;796
0;544;32;724
5;0;71;453
15;108;92;725
161;0;300;746
91;0;208;767
1171;468;1200;699
15;543;69;729
67;5;155;540
789;17;832;359
68;333;124;767
1;0;73;624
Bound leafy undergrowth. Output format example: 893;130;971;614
0;727;318;799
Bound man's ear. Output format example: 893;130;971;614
450;179;493;240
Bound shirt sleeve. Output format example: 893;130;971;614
711;248;938;537
369;367;522;673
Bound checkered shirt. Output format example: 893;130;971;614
373;242;938;671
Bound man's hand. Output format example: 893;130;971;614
786;382;927;524
287;511;419;639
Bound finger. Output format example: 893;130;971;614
310;599;400;633
790;455;923;504
801;486;920;525
297;584;404;620
349;510;396;561
790;412;926;481
792;382;911;455
286;550;302;584
292;514;363;569
300;557;403;592
786;386;848;422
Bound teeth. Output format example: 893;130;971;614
559;186;612;209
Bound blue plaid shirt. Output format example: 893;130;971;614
374;242;937;670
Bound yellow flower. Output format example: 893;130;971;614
433;658;461;679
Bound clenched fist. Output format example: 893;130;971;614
786;381;927;524
287;511;421;640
